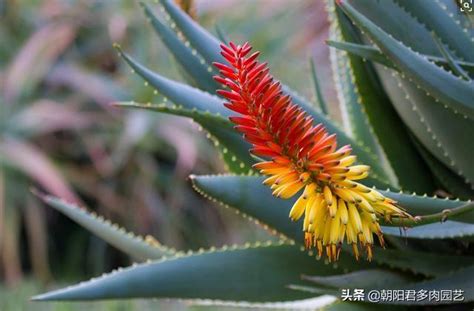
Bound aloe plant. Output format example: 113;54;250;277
32;0;474;309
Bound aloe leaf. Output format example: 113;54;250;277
327;40;474;73
413;140;474;200
190;175;473;275
190;175;300;242
375;66;474;187
436;0;474;35
338;0;474;119
191;175;474;242
140;2;219;93
371;248;474;277
329;5;435;192
330;6;387;164
214;24;229;45
114;46;229;116
157;0;224;65
115;101;255;174
393;0;474;62
33;190;173;261
309;58;328;115
31;243;342;302
327;40;395;69
303;269;414;289
382;221;474;240
432;32;470;80
379;190;473;224
344;0;440;56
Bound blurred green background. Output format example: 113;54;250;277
0;0;333;309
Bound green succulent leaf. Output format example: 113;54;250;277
338;0;474;120
432;33;470;80
413;140;474;200
371;248;474;277
303;269;414;289
115;101;255;174
310;58;329;115
327;40;395;69
343;0;440;56
114;45;229;116
375;66;474;188
393;0;474;62
329;4;434;192
378;190;473;224
191;175;474;269
157;0;224;66
192;174;474;231
382;221;474;240
33;190;173;261
140;2;219;93
31;243;342;302
327;40;474;72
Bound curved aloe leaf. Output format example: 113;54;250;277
303;269;414;289
379;190;473;223
436;0;474;35
33;191;173;261
327;40;474;72
375;67;474;188
413;139;474;200
432;33;470;80
115;101;254;173
140;2;219;93
344;0;440;56
114;46;229;117
371;248;474;277
310;58;328;115
382;221;474;240
393;0;474;62
193;174;473;224
32;243;341;302
190;175;474;273
157;0;224;65
329;4;434;192
327;40;395;69
338;0;474;119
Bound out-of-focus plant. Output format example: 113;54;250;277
31;0;474;309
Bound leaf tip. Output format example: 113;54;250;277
30;187;48;202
